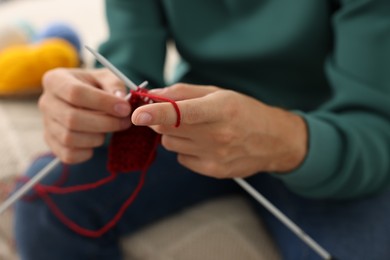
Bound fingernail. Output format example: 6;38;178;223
114;103;130;116
136;112;152;125
114;90;125;98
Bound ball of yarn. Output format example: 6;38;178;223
0;39;79;96
36;22;82;52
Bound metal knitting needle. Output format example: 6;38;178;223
85;46;149;101
86;46;333;259
0;158;61;215
125;81;149;101
234;177;332;260
0;48;148;215
85;45;139;91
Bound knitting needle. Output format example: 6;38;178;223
0;157;61;215
85;45;139;91
86;47;333;259
84;46;150;101
0;48;148;216
234;177;332;260
125;81;149;101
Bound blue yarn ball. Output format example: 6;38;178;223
36;22;82;52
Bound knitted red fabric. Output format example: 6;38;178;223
108;88;160;173
20;87;181;238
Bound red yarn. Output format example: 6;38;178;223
21;87;181;238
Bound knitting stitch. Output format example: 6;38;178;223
20;87;180;238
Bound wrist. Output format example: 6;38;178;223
266;108;308;173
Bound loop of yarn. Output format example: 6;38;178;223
20;88;181;238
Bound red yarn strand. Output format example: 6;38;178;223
39;173;116;194
21;88;180;238
131;90;181;127
35;169;147;238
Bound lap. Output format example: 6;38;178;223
249;175;390;259
15;146;239;259
15;146;390;260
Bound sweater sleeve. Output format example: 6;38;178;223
275;0;390;199
96;0;168;88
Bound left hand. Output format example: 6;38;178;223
132;83;308;179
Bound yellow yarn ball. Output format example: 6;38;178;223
0;38;79;96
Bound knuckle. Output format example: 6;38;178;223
60;148;75;164
42;68;63;88
81;150;94;162
214;147;229;160
62;152;74;163
206;85;220;92
177;154;192;170
219;91;240;118
169;83;187;92
59;130;74;146
96;68;124;88
106;77;124;89
212;128;236;145
64;83;81;103
161;136;174;151
203;161;226;179
151;125;164;134
61;148;92;164
63;110;78;129
93;134;105;147
100;118;124;133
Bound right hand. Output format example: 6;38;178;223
39;68;132;164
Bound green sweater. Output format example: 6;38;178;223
98;0;390;199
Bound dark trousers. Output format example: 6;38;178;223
15;146;390;259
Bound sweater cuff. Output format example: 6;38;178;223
273;112;343;196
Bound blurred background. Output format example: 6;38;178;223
0;0;107;258
0;1;180;259
0;1;282;260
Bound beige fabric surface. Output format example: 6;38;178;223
122;196;280;260
0;96;45;260
0;97;47;178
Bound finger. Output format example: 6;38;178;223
90;69;128;97
44;94;131;132
177;155;227;179
43;69;131;117
149;83;219;101
72;68;127;97
44;131;93;164
45;118;105;148
161;135;198;155
132;95;220;126
57;108;131;133
150;124;194;138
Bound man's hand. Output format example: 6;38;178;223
132;83;308;178
39;68;132;164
